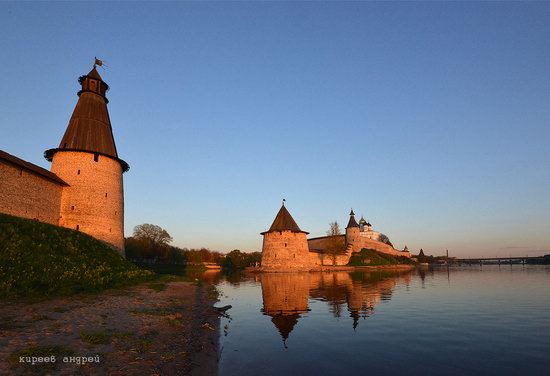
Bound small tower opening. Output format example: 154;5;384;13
76;225;80;230
94;153;99;162
77;169;80;175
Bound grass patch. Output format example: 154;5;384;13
9;345;73;372
147;282;167;292
167;318;182;327
112;331;135;339
79;329;111;345
134;338;154;354
0;212;154;297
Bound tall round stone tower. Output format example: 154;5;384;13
345;209;360;251
44;65;129;253
261;203;310;271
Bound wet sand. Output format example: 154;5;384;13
0;281;219;375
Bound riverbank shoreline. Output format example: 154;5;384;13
245;264;415;273
0;281;219;375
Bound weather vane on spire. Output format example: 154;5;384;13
94;57;106;69
282;198;286;206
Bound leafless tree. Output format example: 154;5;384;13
326;221;342;265
326;221;341;236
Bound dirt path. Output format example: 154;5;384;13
0;281;220;375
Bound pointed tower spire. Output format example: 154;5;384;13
346;208;359;229
45;63;128;172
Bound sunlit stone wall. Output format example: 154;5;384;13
51;151;124;252
261;231;311;270
308;234;411;260
0;159;63;225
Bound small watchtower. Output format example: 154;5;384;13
44;63;129;252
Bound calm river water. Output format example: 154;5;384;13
201;266;550;376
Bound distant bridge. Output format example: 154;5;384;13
450;256;548;265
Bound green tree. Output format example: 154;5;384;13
133;224;173;246
125;224;173;262
378;233;393;247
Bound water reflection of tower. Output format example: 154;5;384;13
260;273;310;347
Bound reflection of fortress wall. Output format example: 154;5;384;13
261;273;310;315
261;273;310;343
260;269;415;338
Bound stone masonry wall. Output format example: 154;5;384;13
353;237;411;258
0;160;62;225
307;234;411;262
51;151;124;251
261;231;311;271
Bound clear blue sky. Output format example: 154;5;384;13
1;2;549;257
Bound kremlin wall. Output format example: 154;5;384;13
1;64;409;263
0;66;127;252
261;204;411;270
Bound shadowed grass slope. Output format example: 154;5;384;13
0;213;153;297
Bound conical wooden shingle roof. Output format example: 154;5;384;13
45;66;128;172
261;204;308;235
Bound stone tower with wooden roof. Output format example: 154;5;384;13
45;65;128;252
345;209;361;251
261;203;310;270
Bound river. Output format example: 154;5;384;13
198;265;550;376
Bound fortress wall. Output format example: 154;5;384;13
355;237;411;258
52;151;124;251
307;235;346;251
0;160;62;225
261;231;311;270
308;234;411;260
307;235;351;265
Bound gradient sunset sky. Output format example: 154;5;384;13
1;2;549;257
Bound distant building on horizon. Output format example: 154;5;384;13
0;65;128;252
